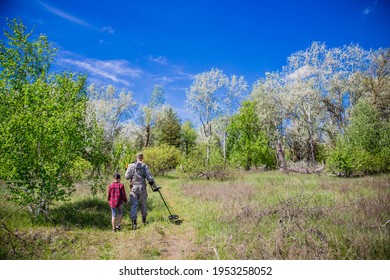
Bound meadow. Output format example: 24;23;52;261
1;171;389;260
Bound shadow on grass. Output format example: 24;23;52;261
171;219;183;225
50;198;112;230
50;196;161;229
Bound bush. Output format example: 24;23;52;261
327;139;388;176
142;144;181;175
327;101;390;176
178;145;205;174
327;139;354;176
68;156;92;181
379;147;390;172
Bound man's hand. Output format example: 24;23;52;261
149;181;161;192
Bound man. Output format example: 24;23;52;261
125;153;154;230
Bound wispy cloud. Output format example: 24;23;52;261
148;55;195;83
100;26;114;34
57;52;142;86
149;68;195;85
171;66;196;80
151;75;175;83
362;0;378;16
37;0;92;28
363;6;374;15
148;55;169;65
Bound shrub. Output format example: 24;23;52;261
327;101;390;176
142;144;181;175
68;156;92;181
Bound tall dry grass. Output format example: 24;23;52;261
182;172;390;259
1;172;389;260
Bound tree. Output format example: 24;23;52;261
185;68;247;163
284;79;325;165
362;48;390;121
227;101;276;170
0;18;55;91
0;74;88;216
218;75;248;162
154;105;182;147
0;19;90;217
251;42;373;166
86;84;136;171
140;84;165;147
251;72;287;168
87;84;136;141
283;42;372;165
180;121;198;157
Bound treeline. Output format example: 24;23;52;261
184;43;389;176
1;19;389;217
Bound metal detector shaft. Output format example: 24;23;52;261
157;189;173;216
150;182;179;220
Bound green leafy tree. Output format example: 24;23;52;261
0;19;88;217
154;106;182;147
328;100;390;175
227;101;276;170
0;74;88;216
0;18;55;91
180;121;198;157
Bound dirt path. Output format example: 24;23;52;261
111;183;211;260
110;217;207;260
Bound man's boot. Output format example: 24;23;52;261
131;220;137;230
142;217;148;225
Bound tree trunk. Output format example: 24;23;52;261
206;138;210;164
275;139;286;169
309;140;317;166
223;131;227;163
144;124;150;147
203;123;212;164
308;124;317;166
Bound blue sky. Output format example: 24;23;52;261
1;0;389;122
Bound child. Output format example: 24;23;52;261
107;173;127;232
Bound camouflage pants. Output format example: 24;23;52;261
129;184;148;221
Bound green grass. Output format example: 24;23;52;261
1;171;389;259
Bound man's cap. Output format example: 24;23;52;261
114;173;121;179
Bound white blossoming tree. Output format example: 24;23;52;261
185;68;247;163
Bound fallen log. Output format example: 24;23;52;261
281;165;325;175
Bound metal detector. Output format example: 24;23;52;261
150;182;179;221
